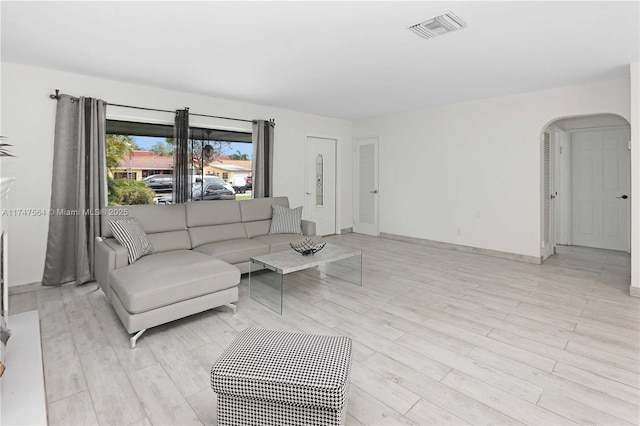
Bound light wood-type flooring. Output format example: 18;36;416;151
9;233;640;425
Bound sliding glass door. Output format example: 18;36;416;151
105;120;252;205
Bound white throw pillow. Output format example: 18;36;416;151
108;218;154;264
269;205;303;235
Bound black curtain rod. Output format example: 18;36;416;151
187;112;254;124
49;89;261;125
110;103;175;115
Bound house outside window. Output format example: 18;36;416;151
106;120;253;205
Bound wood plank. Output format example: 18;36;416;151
335;322;451;381
552;363;640;403
441;370;579;425
144;327;211;398
564;340;640;374
421;317;558;372
190;341;227;371
347;384;415;426
406;399;471;426
314;299;405;341
129;364;202;425
537;393;635;426
186;387;218;425
86;289;159;374
362;308;475;355
349;362;421;414
66;306;111;356
488;329;640;388
40;332;88;403
47;391;99;426
78;347;146;425
397;334;543;403
362;353;522;425
465;346;640;424
36;289;71;339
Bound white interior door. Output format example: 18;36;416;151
542;132;555;260
553;127;572;246
354;137;379;236
305;136;336;236
572;128;630;251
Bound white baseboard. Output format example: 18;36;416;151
8;282;43;296
630;286;640;298
379;232;543;265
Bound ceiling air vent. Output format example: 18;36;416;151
408;11;467;39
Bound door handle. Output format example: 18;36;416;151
306;192;311;195
617;195;628;199
370;190;378;194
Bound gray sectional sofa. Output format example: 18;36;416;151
95;196;316;348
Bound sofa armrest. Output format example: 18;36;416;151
301;220;316;236
95;237;128;301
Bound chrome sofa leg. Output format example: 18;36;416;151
130;329;147;349
224;303;238;314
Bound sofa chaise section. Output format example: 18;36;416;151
96;203;240;348
109;250;239;345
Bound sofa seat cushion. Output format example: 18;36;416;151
194;239;270;265
110;250;239;315
253;233;320;253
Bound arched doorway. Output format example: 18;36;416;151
541;113;631;261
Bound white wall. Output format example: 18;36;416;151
354;79;631;259
631;62;639;294
0;63;353;287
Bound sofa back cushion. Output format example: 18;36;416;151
186;200;247;247
240;196;290;238
147;231;193;253
186;200;242;227
189;223;248;248
101;204;191;252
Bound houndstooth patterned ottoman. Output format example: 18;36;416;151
211;327;353;426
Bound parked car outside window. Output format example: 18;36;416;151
143;174;173;190
156;182;235;204
194;175;235;194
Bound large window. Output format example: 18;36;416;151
106;120;252;206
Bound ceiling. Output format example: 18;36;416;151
2;1;639;120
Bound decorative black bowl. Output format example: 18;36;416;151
290;239;326;255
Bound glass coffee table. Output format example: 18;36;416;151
249;243;362;314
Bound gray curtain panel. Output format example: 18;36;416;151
252;120;274;198
43;95;107;286
173;108;190;203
